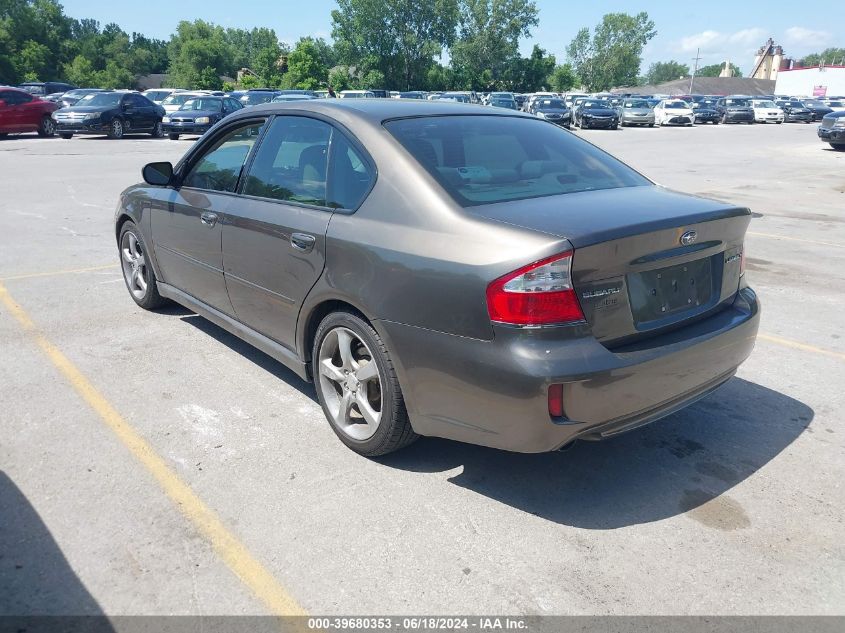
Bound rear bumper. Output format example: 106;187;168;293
378;287;760;453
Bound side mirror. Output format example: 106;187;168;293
142;162;173;186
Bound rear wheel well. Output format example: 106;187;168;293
302;300;368;367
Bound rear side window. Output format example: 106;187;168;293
183;122;264;193
242;116;331;206
385;115;649;207
327;133;373;209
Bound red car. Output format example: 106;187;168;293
0;87;58;138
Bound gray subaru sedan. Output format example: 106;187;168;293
115;100;759;456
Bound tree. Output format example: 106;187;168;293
64;54;96;86
799;48;845;66
282;38;329;89
450;0;538;90
548;63;577;92
501;44;554;92
696;62;742;77
167;20;235;89
645;60;689;84
567;12;656;91
332;0;459;90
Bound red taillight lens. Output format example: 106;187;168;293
486;252;585;326
548;384;564;417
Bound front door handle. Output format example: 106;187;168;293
290;232;316;252
200;212;218;227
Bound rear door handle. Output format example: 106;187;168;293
200;212;218;227
290;233;316;252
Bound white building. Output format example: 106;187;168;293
775;66;845;97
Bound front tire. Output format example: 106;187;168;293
107;118;124;139
59;133;73;139
119;221;166;310
168;133;180;140
313;311;417;456
37;115;56;137
831;144;845;151
150;121;164;138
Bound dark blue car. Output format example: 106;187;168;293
162;96;244;140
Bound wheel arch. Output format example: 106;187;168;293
298;297;376;373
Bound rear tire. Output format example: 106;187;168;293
312;311;417;456
831;144;845;151
119;221;166;310
168;133;180;140
37;115;56;137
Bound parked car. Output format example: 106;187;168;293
654;100;695;126
574;100;620;129
530;97;571;128
272;94;317;103
0;86;58;137
692;105;720;124
59;88;107;108
17;81;76;96
162;95;243;140
817;111;845;150
715;97;755;124
397;91;426;99
339;90;375;99
53;91;164;139
489;93;517;110
775;100;813;123
437;92;471;103
142;89;177;104
800;99;834;121
162;91;209;113
619;98;655;127
240;89;281;107
824;99;845;112
115;100;759;456
750;99;784;124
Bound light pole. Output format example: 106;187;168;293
689;48;702;94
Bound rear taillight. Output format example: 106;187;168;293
548;384;564;417
486;252;585;326
739;245;746;277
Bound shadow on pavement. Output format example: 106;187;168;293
0;471;110;620
379;378;812;529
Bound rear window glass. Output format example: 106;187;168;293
385;115;648;207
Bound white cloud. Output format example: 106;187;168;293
784;27;831;47
678;28;768;53
679;30;722;52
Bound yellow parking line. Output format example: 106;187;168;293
0;263;120;282
747;232;845;249
0;281;306;616
758;333;845;361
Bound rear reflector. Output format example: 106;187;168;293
486;252;585;326
548;384;564;417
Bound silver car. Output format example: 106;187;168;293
115;100;759;456
620;98;655;127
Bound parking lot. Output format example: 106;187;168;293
1;122;843;617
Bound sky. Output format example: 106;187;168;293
60;0;845;75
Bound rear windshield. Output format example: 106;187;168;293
385;115;649;207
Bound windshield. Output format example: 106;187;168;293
664;102;688;109
624;100;649;108
537;99;565;108
180;98;222;111
385;115;649;207
754;100;777;108
19;84;45;95
240;93;275;105
144;91;170;101
580;101;605;108
77;93;122;107
724;98;750;106
828;101;844;107
163;94;196;106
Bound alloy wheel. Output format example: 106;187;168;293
317;326;383;441
121;231;148;300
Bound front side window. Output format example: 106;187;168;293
385;115;649;207
182;122;264;193
242;116;331;205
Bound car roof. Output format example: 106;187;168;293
233;99;531;124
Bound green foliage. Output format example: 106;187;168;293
328;65;354;92
548;63;577;92
332;0;459;90
696;62;742;77
450;0;539;90
166;20;234;89
501;44;554;92
799;48;845;66
281;38;327;89
567;12;656;91
645;60;690;85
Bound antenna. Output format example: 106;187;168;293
689;48;702;94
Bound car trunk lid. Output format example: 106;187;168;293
471;185;750;346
